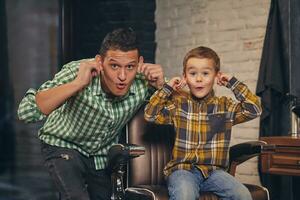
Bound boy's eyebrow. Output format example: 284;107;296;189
186;66;214;70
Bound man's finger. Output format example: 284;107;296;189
138;56;144;73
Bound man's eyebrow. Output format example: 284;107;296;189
127;61;137;64
107;58;118;62
107;58;137;64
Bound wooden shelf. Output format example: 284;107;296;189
260;136;300;176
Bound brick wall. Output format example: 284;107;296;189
155;0;270;185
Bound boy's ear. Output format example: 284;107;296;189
182;72;187;79
216;71;221;78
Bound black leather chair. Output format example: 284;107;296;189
109;106;270;200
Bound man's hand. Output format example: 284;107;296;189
73;58;103;90
137;57;165;89
217;72;233;87
167;77;186;90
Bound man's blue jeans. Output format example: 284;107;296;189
167;167;252;200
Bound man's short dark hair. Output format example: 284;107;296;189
99;28;139;56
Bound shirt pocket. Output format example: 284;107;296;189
207;113;227;133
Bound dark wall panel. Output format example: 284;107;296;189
60;0;156;65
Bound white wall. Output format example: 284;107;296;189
155;0;271;185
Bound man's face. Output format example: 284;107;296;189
184;57;218;99
100;49;139;97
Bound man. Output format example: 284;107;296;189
18;28;165;200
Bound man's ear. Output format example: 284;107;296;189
138;56;144;63
95;54;102;62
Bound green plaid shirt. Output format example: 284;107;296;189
144;77;262;178
18;59;152;170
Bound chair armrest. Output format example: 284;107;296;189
107;144;145;200
107;144;145;171
228;140;266;175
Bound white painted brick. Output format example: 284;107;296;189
246;16;269;28
177;5;192;19
222;50;262;63
210;42;242;54
243;39;264;50
171;18;192;28
239;28;266;40
207;0;234;11
237;6;269;19
209;31;238;43
169;7;178;19
172;0;187;6
233;0;269;8
217;19;246;31
176;24;192;36
208;10;238;22
173;37;193;47
192;12;209;24
191;0;207;13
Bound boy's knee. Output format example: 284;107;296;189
167;170;200;200
168;178;199;200
230;185;252;200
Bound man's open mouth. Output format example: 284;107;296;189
116;83;127;90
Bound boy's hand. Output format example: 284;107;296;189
138;56;165;89
167;77;186;90
217;72;233;87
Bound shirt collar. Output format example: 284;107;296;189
189;90;215;103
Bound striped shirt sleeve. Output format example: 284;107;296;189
38;62;77;92
225;77;262;125
17;61;77;123
17;88;46;123
144;83;175;125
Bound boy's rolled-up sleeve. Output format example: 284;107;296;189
226;77;262;125
144;83;175;125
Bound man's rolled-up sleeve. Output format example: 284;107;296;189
17;88;46;123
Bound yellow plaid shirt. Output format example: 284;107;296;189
144;77;262;178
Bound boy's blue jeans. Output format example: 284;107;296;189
167;167;252;200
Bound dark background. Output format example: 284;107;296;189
0;0;156;199
1;0;300;199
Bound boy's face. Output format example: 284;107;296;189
99;49;139;97
183;57;218;99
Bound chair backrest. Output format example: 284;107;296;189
126;105;175;186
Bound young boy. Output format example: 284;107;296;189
144;46;262;200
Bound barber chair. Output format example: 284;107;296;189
108;106;270;200
107;144;145;200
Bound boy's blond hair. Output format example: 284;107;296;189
183;46;220;73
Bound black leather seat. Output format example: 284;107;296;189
109;106;270;200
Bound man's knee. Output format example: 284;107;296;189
60;189;89;200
